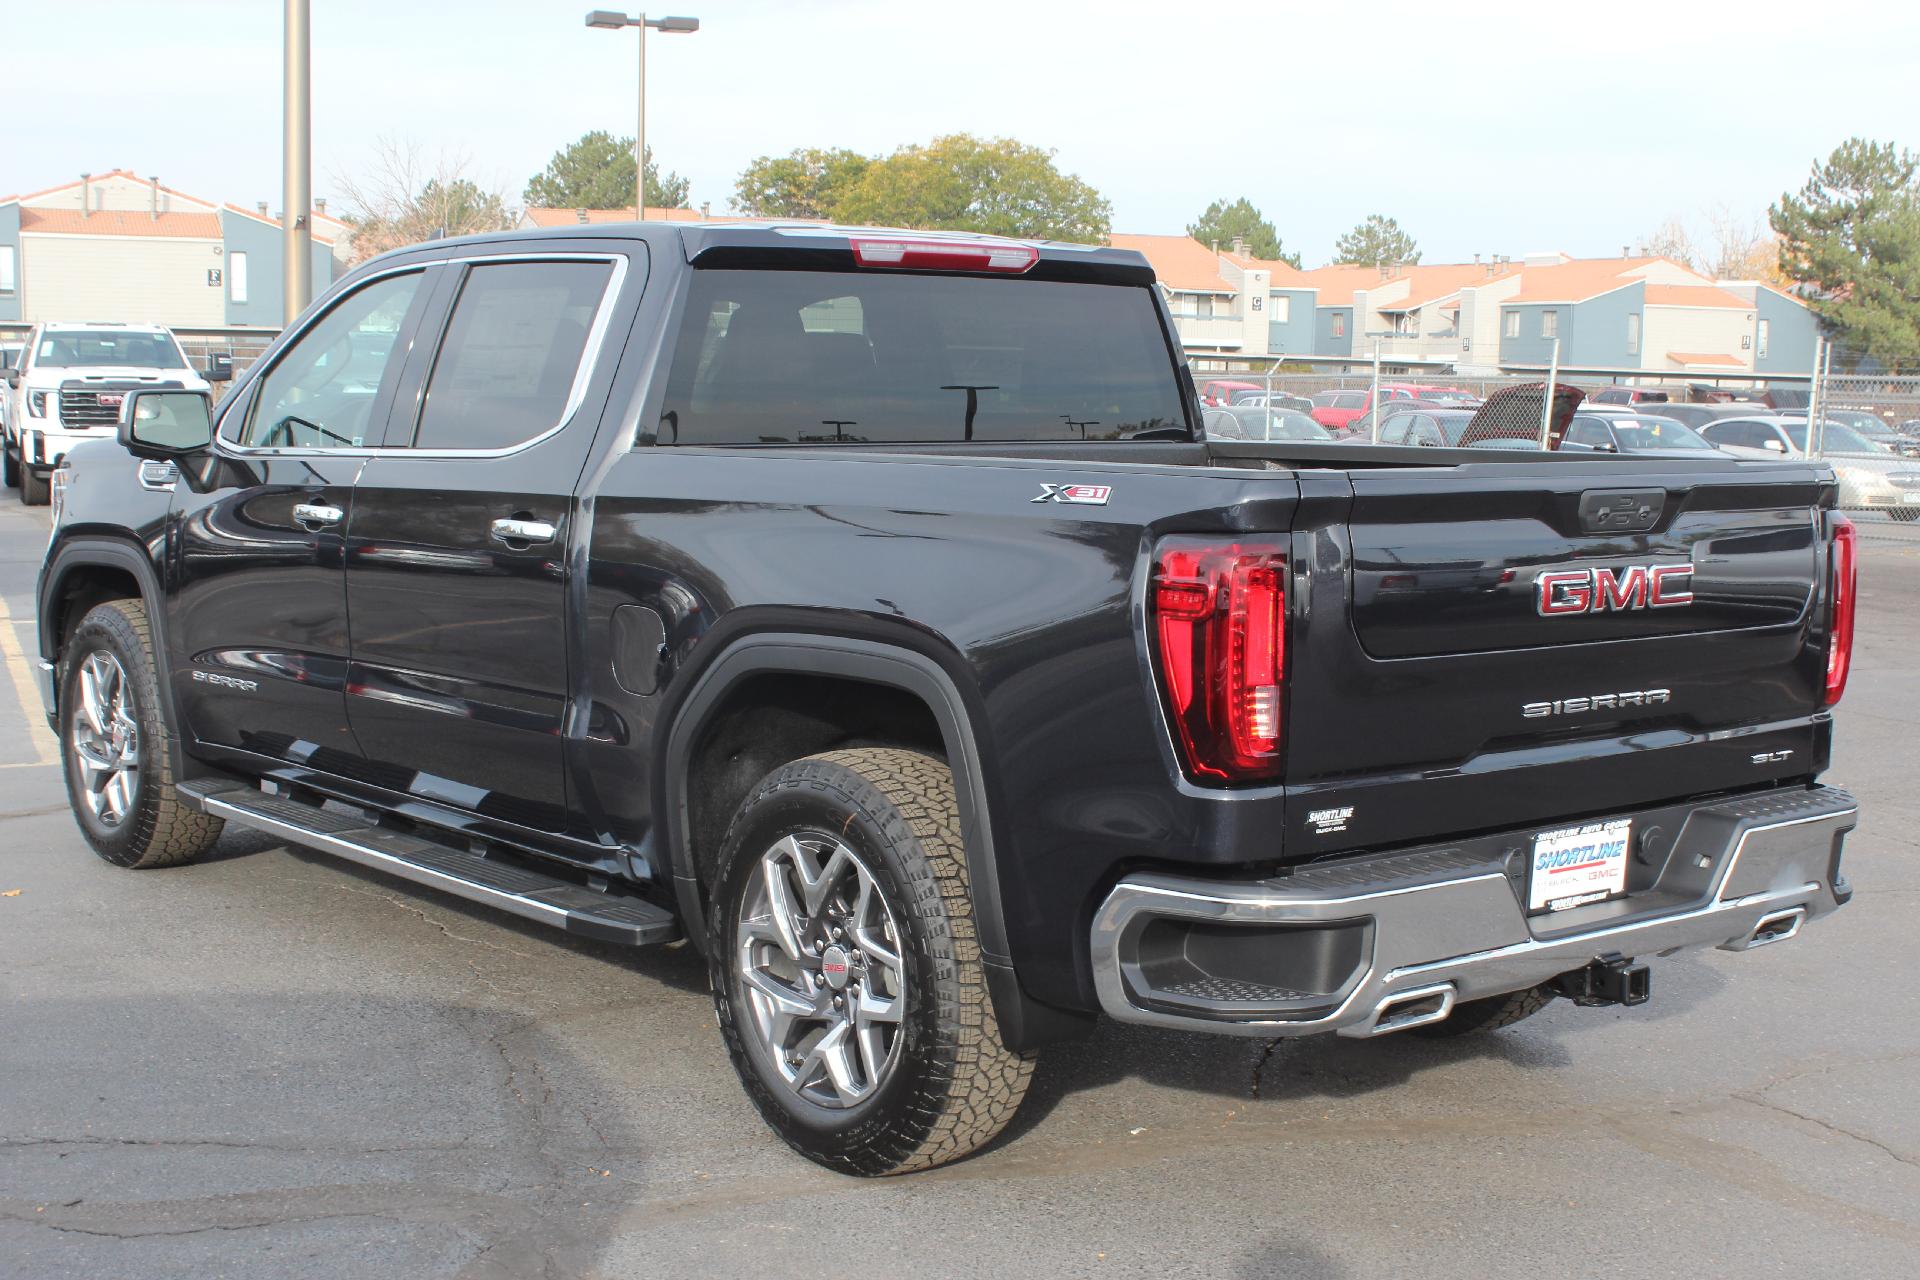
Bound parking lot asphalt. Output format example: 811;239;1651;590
1;489;1917;1280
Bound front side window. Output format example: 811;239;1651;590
412;260;612;451
242;271;423;448
1542;310;1559;339
659;269;1189;444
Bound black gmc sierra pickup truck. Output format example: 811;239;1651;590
36;223;1859;1175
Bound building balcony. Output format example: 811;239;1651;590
1169;314;1246;349
1359;331;1465;362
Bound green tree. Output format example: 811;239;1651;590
1771;138;1920;365
732;147;870;219
1333;214;1421;266
523;130;690;210
829;134;1111;242
1186;197;1297;265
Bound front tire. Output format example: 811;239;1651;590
709;748;1034;1175
60;599;223;868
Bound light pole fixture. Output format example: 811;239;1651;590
584;11;700;222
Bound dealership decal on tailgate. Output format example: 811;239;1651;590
1529;818;1632;912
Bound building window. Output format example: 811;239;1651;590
0;245;15;295
1331;312;1346;339
1193;294;1214;319
228;251;249;305
1503;310;1520;339
1541;310;1559;339
1270;294;1290;324
1626;313;1640;356
1757;318;1770;359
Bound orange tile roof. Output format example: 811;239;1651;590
1667;352;1743;367
1107;233;1232;291
1373;262;1524;310
19;207;221;239
1220;250;1309;287
1643;284;1751;309
1;169;217;210
1293;263;1380;306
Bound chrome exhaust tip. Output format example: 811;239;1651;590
1367;983;1456;1035
1720;906;1807;952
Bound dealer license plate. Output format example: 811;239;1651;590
1528;818;1632;913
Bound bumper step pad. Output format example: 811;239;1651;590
178;779;679;947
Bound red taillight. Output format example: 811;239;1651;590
1151;538;1287;782
849;237;1039;274
1825;515;1858;705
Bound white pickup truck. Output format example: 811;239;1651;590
2;322;219;504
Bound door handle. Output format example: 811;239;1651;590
292;501;344;528
491;517;558;546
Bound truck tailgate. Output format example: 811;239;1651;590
1284;459;1836;857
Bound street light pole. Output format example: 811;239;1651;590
283;0;312;323
585;11;700;223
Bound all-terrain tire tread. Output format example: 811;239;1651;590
66;598;224;868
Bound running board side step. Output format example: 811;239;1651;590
177;779;680;947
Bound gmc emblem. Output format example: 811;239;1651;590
1537;564;1693;616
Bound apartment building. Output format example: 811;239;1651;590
1119;236;1816;378
0;171;350;340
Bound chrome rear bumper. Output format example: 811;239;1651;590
1090;786;1856;1038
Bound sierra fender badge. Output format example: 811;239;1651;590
193;670;259;693
1032;483;1111;506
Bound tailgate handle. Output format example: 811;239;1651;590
1579;489;1665;534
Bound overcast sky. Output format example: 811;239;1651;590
9;0;1917;266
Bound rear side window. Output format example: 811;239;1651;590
658;269;1189;444
413;260;612;451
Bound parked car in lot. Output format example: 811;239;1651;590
1196;378;1261;408
1373;407;1479;447
1202;406;1332;441
1228;389;1316;414
1636;401;1759;431
1585;386;1671;407
2;322;222;505
1783;409;1920;458
37;222;1861;1175
1561;413;1726;456
1699;414;1920;520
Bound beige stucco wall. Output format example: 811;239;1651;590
1641;304;1758;373
20;234;226;326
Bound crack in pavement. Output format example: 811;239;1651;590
0;804;70;823
0;1183;528;1243
0;1135;478;1155
1735;1094;1920;1170
337;884;538;998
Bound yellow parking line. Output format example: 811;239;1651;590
0;596;58;765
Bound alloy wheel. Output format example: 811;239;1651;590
71;650;140;828
734;832;906;1108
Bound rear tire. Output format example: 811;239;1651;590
60;598;224;868
20;466;49;506
1411;983;1556;1038
709;747;1034;1175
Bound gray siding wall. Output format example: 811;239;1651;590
1754;290;1817;375
1314;305;1353;357
1498;303;1567;366
1265;288;1317;356
1571;282;1643;369
221;212;337;328
0;204;19;323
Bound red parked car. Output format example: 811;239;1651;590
1196;379;1262;408
1309;384;1461;433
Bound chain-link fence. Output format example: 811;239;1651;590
1807;336;1920;544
